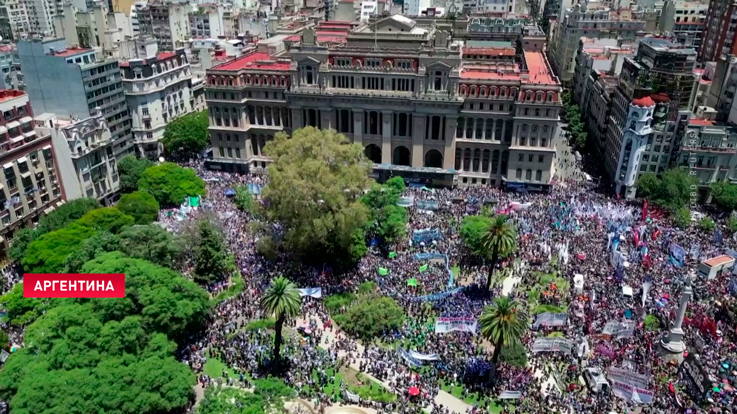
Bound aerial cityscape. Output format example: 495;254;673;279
0;0;733;413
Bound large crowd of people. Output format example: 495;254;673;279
169;157;737;414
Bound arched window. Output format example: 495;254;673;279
526;91;532;101
499;87;506;97
511;88;518;100
536;92;543;101
515;168;522;179
460;85;467;95
480;86;487;97
490;87;497;97
547;92;555;102
470;85;477;96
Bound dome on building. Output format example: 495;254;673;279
632;96;655;107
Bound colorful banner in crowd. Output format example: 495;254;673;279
608;367;654;404
407;350;441;361
413;252;454;287
344;389;360;403
411;286;466;302
435;317;478;334
670;243;686;266
398;348;441;367
417;200;439;211
532;312;568;328
531;338;573;353
498;391;523;399
297;288;322;298
602;320;636;339
397;197;414;207
679;354;711;401
412;229;442;243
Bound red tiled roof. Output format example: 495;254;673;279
157;51;177;60
464;47;515;56
523;51;557;85
212;52;291;72
0;89;25;103
632;96;654;107
689;118;714;126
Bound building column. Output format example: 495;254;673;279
382;111;392;164
501;121;506;142
291;107;303;130
444;116;457;171
482;119;487;140
412;114;426;167
353;109;363;145
491;119;496;141
320;108;333;130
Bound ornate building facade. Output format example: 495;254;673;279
204;16;561;190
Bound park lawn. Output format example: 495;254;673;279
203;357;238;379
451;266;461;281
440;381;516;413
214;271;245;303
307;367;396;403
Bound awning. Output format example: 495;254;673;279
3;163;13;169
6;121;20;129
23;131;35;138
42;145;51;150
44;205;55;214
18;116;32;124
0;126;7;134
10;136;23;143
16;157;27;163
20;171;30;178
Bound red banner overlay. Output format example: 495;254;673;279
23;274;125;298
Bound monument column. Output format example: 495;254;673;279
659;279;692;363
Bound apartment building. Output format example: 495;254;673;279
466;17;530;42
137;1;191;51
0;0;30;40
38;109;119;205
678;120;737;200
573;39;634;157
700;0;737;61
605;38;697;198
205;17;561;191
658;0;707;49
191;4;228;38
0;89;63;256
547;4;645;85
19;38;133;159
0;45;24;92
121;37;196;159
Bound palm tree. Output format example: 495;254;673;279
479;297;527;365
480;215;517;290
260;276;301;366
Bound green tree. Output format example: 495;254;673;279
334;295;404;341
193;220;230;286
644;314;659;332
197;387;267;414
22;223;97;273
234;185;256;213
673;207;692;229
384;176;406;193
81;251;211;340
76;207;135;234
480;215;517;290
260;276;300;365
376;205;408;243
8;227;37;264
711;181;737;211
699;217;715;232
118;156;154;194
138;162;206;206
62;231;120;273
460;215;492;256
161;111;209;159
0;283;46;326
479;297;527;365
262;127;372;263
729;216;737;232
660;169;698;211
117;191;160;225
636;173;661;200
36;197;102;235
118;225;180;268
253;377;295;404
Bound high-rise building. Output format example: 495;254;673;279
547;4;645;85
658;0;708;49
120;36;197;159
37;108;120;205
0;89;64;256
205;18;562;191
700;0;737;61
0;0;31;40
605;38;697;198
0;45;24;92
18;38;134;159
136;1;191;51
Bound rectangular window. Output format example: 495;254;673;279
396;60;413;69
335;57;352;66
365;58;382;68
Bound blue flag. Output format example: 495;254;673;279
715;230;724;245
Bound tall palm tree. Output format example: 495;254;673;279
260;276;301;366
479;297;527;365
480;215;517;290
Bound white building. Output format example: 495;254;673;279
404;0;431;15
614;96;654;198
0;0;31;40
120;37;196;158
137;1;191;51
39;109;120;205
191;4;228;38
360;0;378;21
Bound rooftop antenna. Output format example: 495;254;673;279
373;17;378;50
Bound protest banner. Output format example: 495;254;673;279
435;317;478;334
601;321;636;339
397;196;414;207
610;379;654;404
297;288;322;298
531;338;573;353
417;200;439;211
532;312;568;328
679;354;710;401
378;267;389;276
498;391;522;399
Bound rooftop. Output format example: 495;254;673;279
460;51;557;85
211;51;291;72
703;255;734;267
640;37;696;55
689;118;715;126
48;47;92;57
0;89;26;103
463;47;516;56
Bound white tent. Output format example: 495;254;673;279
622;285;633;297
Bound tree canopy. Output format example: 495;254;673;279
22;223;97;273
261;127;372;263
117;191;160;225
636;168;697;211
479;297;527;364
711;181;737;212
75;207;135;234
193;219;231;286
162;111;209;159
0;252;210;414
460;215;492;256
361;177;409;244
138;162;206;206
233;185;256;213
117;224;180;268
117;156;154;194
333;295;404;340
